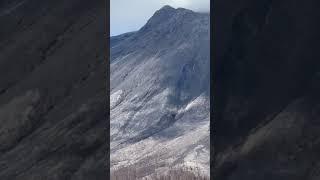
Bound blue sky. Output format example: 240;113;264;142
110;0;210;36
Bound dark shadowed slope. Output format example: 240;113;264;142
213;0;320;179
0;0;107;179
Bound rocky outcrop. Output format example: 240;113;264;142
0;0;107;179
213;0;320;179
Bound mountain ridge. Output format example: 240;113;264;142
110;6;210;178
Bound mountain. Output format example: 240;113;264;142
0;0;107;179
110;6;210;178
213;0;320;179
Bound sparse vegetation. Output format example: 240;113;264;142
111;166;209;180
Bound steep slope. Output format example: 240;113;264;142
0;0;107;179
213;0;320;179
110;6;210;178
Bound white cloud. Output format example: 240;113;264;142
110;0;210;36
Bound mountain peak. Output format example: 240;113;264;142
139;5;177;32
154;5;176;17
140;5;198;33
159;5;175;11
157;5;193;14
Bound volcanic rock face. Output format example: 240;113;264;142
0;0;107;179
213;0;320;179
110;6;210;177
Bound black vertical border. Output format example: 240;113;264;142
106;0;110;179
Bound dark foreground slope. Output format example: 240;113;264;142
213;0;320;179
0;0;107;179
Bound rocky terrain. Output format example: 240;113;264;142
0;0;107;179
110;6;210;178
5;0;319;179
212;0;320;179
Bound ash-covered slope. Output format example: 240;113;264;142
213;0;320;179
110;5;210;177
0;0;107;179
